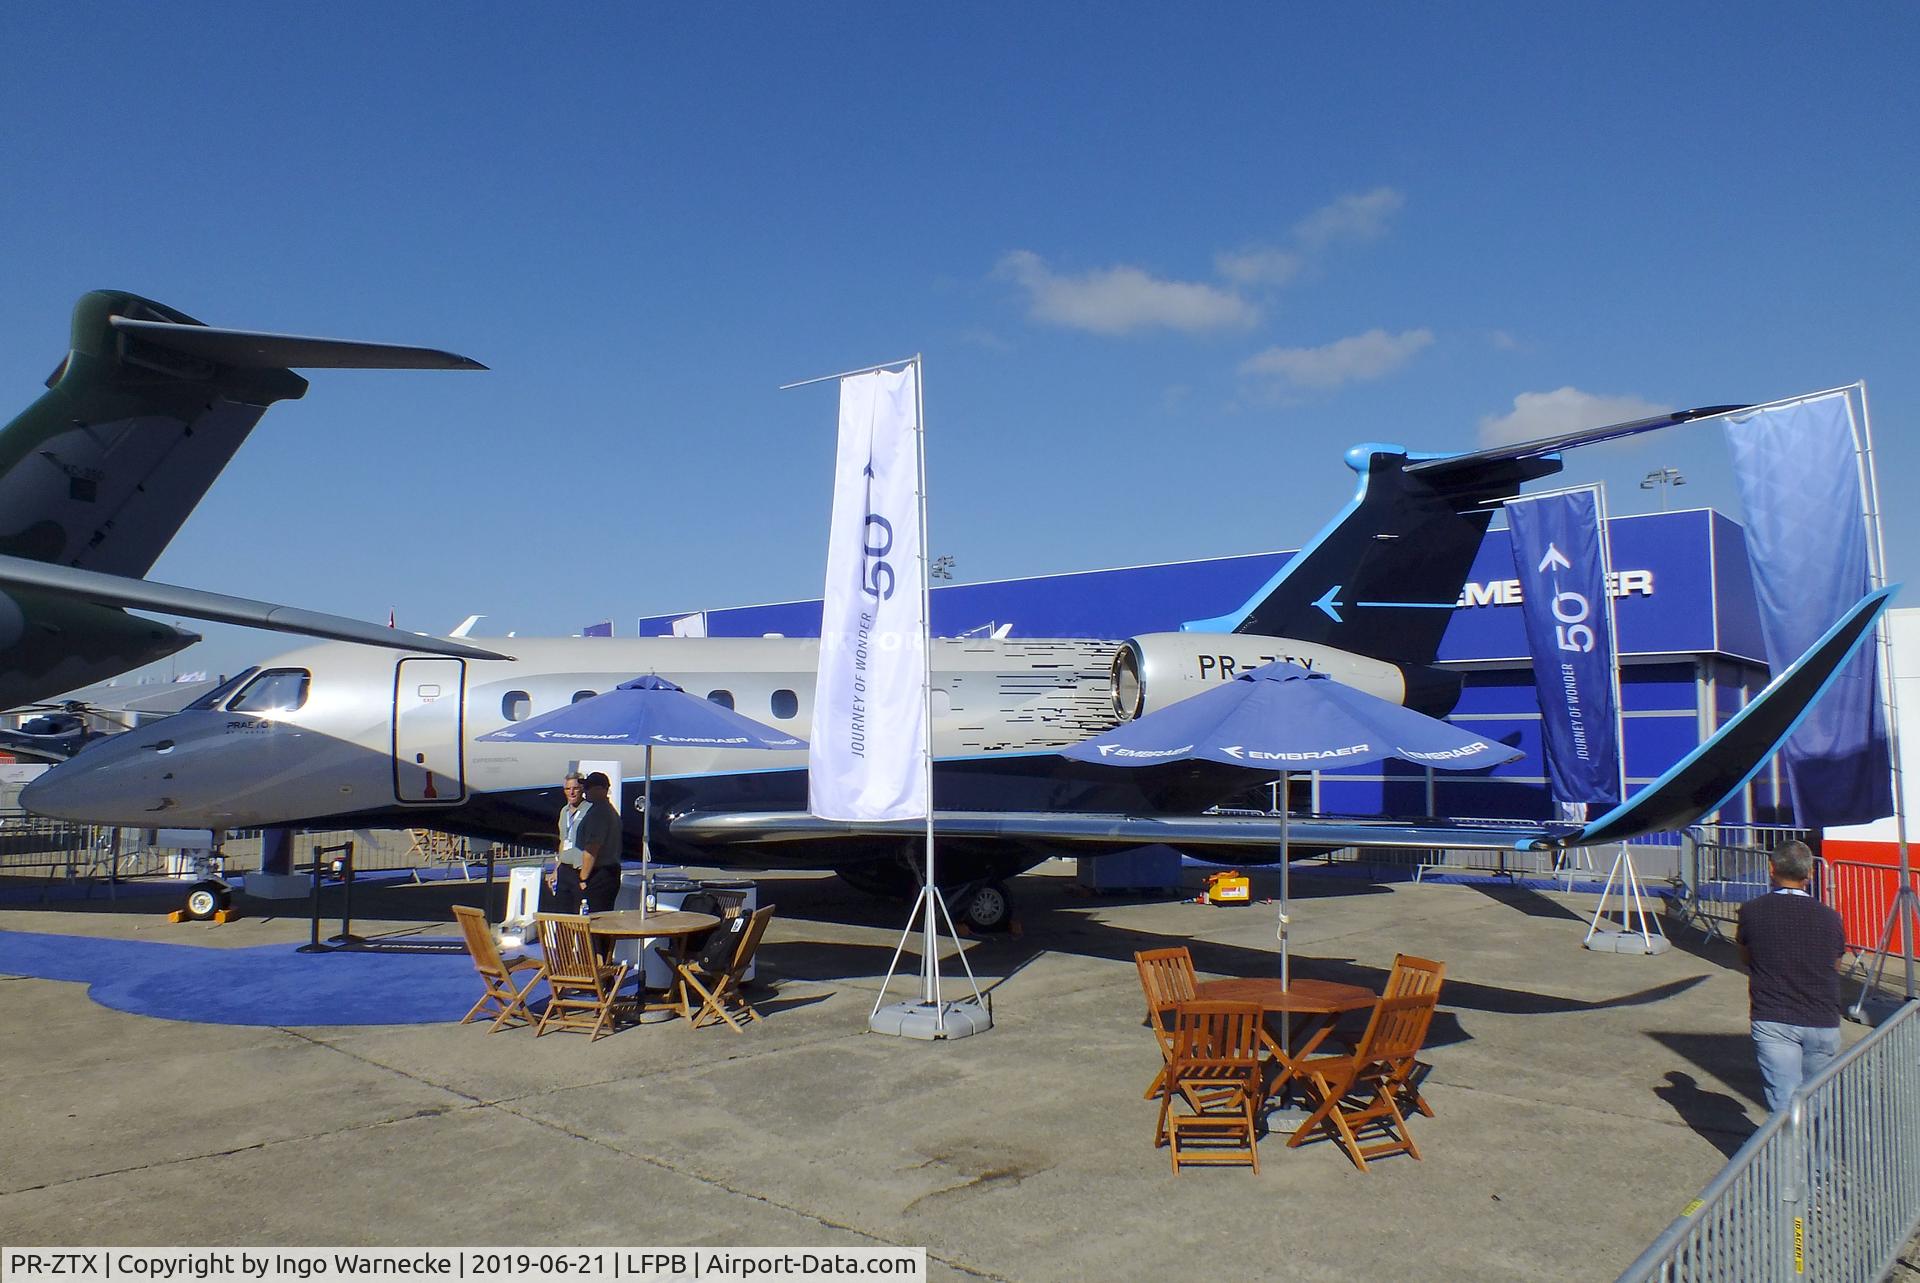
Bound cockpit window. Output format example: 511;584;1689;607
186;668;259;711
226;668;311;714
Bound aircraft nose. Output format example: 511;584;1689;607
20;758;101;821
20;730;186;823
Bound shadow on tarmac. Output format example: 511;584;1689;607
1648;1030;1767;1116
1651;1068;1758;1159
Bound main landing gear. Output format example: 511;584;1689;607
836;863;1017;933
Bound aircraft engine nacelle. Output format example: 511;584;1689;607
1110;633;1462;721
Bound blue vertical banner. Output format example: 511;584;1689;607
1506;488;1623;806
1724;390;1892;827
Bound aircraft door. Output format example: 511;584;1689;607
393;658;466;804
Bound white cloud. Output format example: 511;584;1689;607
996;250;1259;335
1490;329;1520;351
1478;387;1671;447
1239;328;1434;389
1214;245;1303;287
1293;187;1405;249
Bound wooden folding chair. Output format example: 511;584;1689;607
1328;953;1445;1115
452;904;542;1031
1287;991;1438;1171
407;828;473;882
674;904;775;1032
1380;954;1443;1116
1134;947;1199;1099
532;913;631;1040
1155;1000;1263;1174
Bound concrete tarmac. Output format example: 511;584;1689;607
0;863;1855;1280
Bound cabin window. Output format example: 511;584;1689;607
226;668;310;714
187;668;259;711
502;691;531;721
770;689;799;719
707;689;734;710
571;689;597;704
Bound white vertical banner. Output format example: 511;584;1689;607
809;364;929;821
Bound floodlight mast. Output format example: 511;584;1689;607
1640;467;1686;512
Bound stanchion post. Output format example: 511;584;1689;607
485;845;498;923
297;838;327;953
314;840;364;948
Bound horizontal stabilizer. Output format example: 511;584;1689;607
109;317;487;370
1547;584;1897;848
0;554;513;662
1403;405;1746;481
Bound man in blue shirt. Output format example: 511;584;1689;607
1735;839;1850;1112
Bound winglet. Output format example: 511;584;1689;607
1532;584;1897;848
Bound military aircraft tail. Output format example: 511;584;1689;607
0;292;487;709
1;291;484;579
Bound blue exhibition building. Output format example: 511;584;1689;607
638;507;1784;829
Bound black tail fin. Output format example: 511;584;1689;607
1181;442;1560;663
1182;407;1746;666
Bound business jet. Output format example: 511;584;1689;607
0;290;507;714
31;404;1882;928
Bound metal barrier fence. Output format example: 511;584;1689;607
1616;1000;1920;1283
1823;857;1920;955
0;818;190;885
1678;834;1778;942
1673;827;1818;943
0;817;554;891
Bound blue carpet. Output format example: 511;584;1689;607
0;929;498;1026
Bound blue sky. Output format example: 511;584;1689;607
2;5;1916;683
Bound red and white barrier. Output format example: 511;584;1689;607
1821;856;1920;954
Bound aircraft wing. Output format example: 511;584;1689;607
672;808;1575;853
676;584;1893;856
1541;583;1896;848
0;554;513;662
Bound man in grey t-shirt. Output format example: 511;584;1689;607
552;772;621;913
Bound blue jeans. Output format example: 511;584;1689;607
1752;1020;1840;1112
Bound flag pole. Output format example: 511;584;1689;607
789;355;985;1040
914;356;941;1022
1846;382;1916;1008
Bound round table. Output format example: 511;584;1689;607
1193;976;1373;1015
586;909;719;941
586;910;720;1022
1191;977;1375;1104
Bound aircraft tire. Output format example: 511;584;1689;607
958;880;1012;932
184;879;230;921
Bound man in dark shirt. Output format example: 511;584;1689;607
1735;839;1849;1111
551;772;621;914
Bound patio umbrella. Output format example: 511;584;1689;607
477;675;804;904
1062;661;1519;987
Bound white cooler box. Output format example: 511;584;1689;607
612;868;759;988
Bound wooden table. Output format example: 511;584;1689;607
586;909;719;943
1192;977;1375;1102
586;910;720;1021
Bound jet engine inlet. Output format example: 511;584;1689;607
1108;632;1463;721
